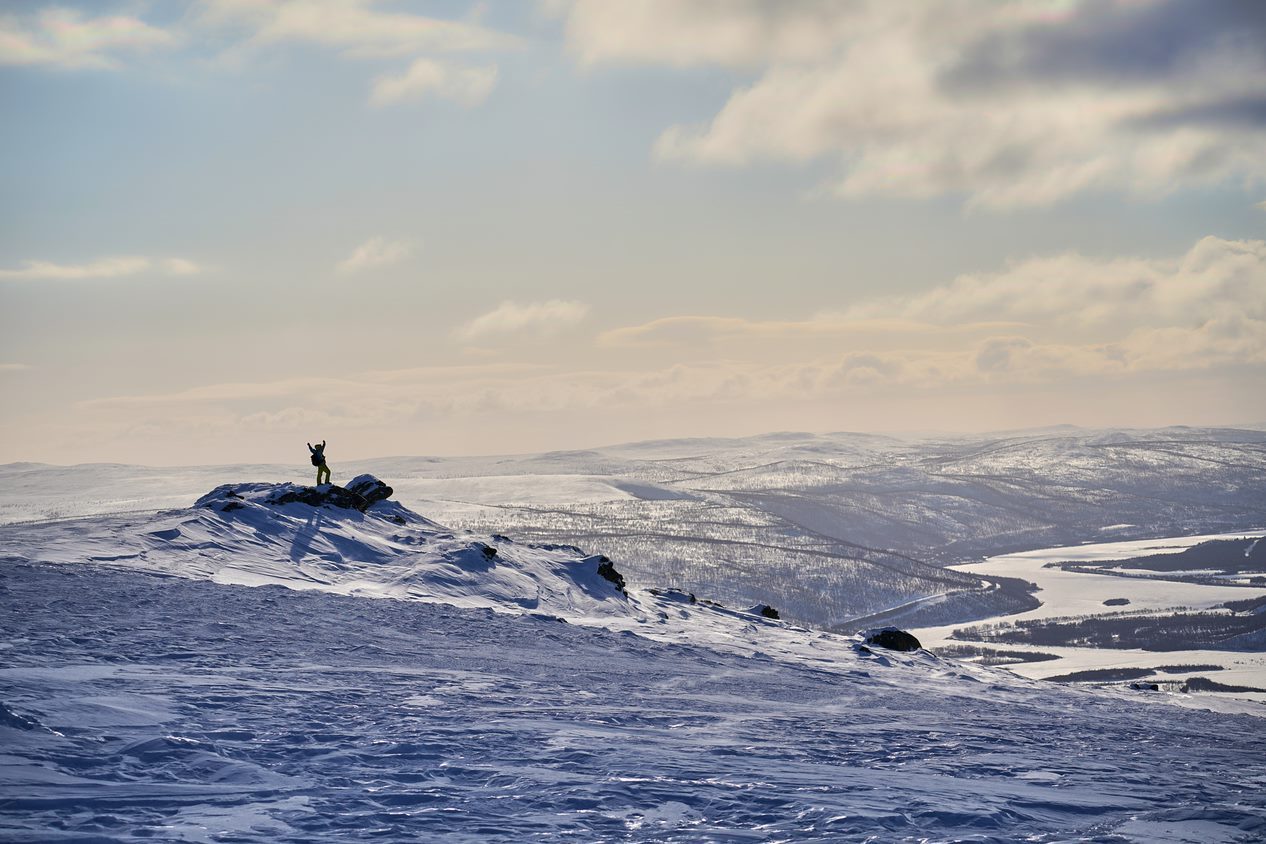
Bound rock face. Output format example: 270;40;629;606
266;484;370;511
197;475;397;514
345;475;394;507
864;627;922;652
594;555;626;593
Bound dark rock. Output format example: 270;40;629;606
1129;682;1161;692
1103;597;1131;606
595;555;626;593
345;474;394;507
268;485;369;511
748;604;780;620
220;501;244;512
864;627;922;652
386;514;406;526
477;543;498;560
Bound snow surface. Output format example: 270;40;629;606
3;481;1266;841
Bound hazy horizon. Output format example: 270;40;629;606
4;1;1265;464
4;421;1265;469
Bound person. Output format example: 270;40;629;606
308;440;331;485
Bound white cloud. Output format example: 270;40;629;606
0;256;202;280
599;314;1007;347
199;0;518;58
163;258;202;276
846;236;1266;335
456;300;590;341
559;0;857;69
0;7;176;70
337;237;413;273
370;58;497;108
560;1;1266;208
599;235;1266;384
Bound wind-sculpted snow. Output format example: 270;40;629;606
3;562;1266;842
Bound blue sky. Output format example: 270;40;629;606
2;1;1264;464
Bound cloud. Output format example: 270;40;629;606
0;7;177;70
337;237;413;273
0;363;31;372
199;0;519;58
559;0;1266;208
597;235;1266;385
370;58;497;107
846;236;1266;334
0;256;202;280
456;300;590;341
599;314;1014;347
559;0;858;68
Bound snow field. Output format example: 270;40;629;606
4;562;1266;843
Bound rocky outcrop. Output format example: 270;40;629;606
196;475;397;514
748;604;781;620
266;484;370;511
345;475;394;507
594;555;626;594
864;627;922;651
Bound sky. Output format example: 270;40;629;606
1;0;1264;465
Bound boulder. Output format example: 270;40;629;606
747;604;781;620
594;555;626;593
864;627;922;652
345;474;394;507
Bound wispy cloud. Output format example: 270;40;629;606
0;7;177;70
0;256;201;280
199;0;515;106
337;237;413;273
370;58;497;107
599;235;1266;383
599;315;1010;347
559;1;1266;208
199;0;518;58
456;300;590;342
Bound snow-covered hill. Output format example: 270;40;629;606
0;475;633;624
4;426;1263;628
2;479;1265;842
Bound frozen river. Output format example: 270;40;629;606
912;530;1266;705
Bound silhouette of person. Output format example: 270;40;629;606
308;440;331;485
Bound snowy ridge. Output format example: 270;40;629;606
3;477;639;625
